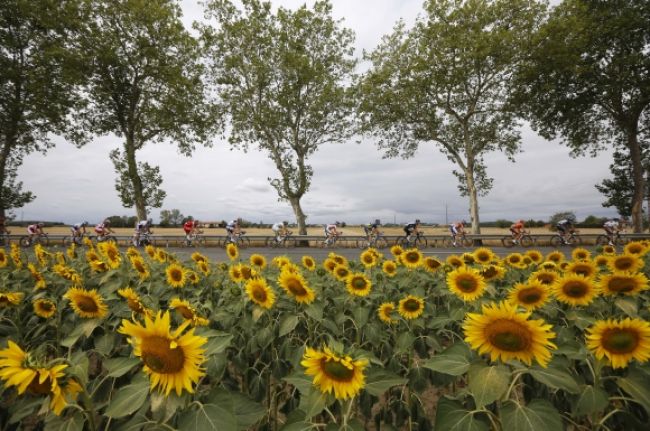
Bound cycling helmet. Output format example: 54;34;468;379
375;219;381;225
567;215;576;222
519;220;524;224
283;221;288;226
104;219;111;225
37;222;44;227
415;219;421;224
82;221;89;226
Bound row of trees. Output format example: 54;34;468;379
1;0;648;235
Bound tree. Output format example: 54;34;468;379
516;0;650;233
201;0;356;235
159;208;184;227
0;0;85;219
357;0;544;237
79;0;216;220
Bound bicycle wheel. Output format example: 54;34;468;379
413;236;428;249
501;236;515;248
396;237;409;248
520;235;534;248
62;236;72;247
238;237;251;249
440;237;455;247
549;235;563;247
375;236;388;249
265;237;278;248
19;236;31;248
357;237;370;249
595;235;609;246
616;235;630;246
460;236;472;248
570;234;583;246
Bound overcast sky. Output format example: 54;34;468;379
17;0;618;226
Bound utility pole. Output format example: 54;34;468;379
445;203;448;225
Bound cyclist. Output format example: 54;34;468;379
324;222;342;244
556;216;576;244
603;218;620;246
226;218;243;243
133;219;153;247
403;219;421;244
27;222;45;242
70;221;89;243
95;219;115;239
449;220;465;247
509;219;525;245
183;218;201;244
364;219;381;240
271;221;290;243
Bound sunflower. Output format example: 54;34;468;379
382;260;398;277
85;249;100;263
66;243;77;260
390;244;404;258
228;265;244;283
278;271;315;304
301;346;368;400
98;241;122;269
598;272;649;296
130;256;150;281
479;264;506;282
170;298;198;321
540;261;558;271
0;292;24;307
90;260;110;273
586;318;650;369
328;253;348;267
552;274;599;307
360;249;378;268
333;264;351;281
423;257;443;273
52;264;82;286
64;287;108;319
302;255;316;271
508;281;549;311
186;271;200;285
446;255;465;269
155;248;169;263
505;253;527;269
249;254;267;269
600;245;616;255
0;249;7;268
447;267;487;302
196;260;210;276
126;247;141;258
118;287;151;317
545;251;565;264
10;244;23;268
608;254;644;273
244;278;276;309
398;295;425;320
0;341;76;415
378;303;397;324
463;301;557;367
166;263;187;288
400;248;423;269
524;250;544;264
119;311;207;396
346;273;372;297
272;256;292;269
323;258;338;273
34;244;50;267
191;252;208;263
528;270;559;287
624;241;648;256
462;253;476;265
33;299;56;318
571;247;591;261
566;260;598;278
473;247;496;265
594;254;611;267
145;245;156;258
28;263;47;290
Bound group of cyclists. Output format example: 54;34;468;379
2;213;628;248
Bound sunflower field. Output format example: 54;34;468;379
1;239;650;430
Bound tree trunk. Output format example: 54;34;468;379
627;130;644;233
0;140;11;219
124;138;147;221
465;166;482;246
289;196;307;235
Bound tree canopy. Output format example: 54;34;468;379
200;0;357;234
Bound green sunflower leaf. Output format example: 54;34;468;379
422;343;472;376
364;369;408;396
573;385;609;416
104;374;150;418
468;363;510;408
617;369;650;414
177;402;237;431
104;357;141;378
279;315;299;337
499;399;563;431
434;397;489;431
527;365;580;394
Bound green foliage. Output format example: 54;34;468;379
201;0;356;234
358;0;545;232
548;211;577;228
105;215;138;228
159;209;185;228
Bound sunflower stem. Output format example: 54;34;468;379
340;397;354;428
503;369;525;401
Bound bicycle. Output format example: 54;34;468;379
320;232;343;248
397;231;428;249
441;231;471;248
595;230;629;247
549;230;582;247
183;231;206;247
224;231;250;248
266;231;295;248
358;231;388;249
133;232;153;247
501;230;534;248
94;234;117;244
19;233;49;248
62;233;89;247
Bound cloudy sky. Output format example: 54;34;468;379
17;0;617;226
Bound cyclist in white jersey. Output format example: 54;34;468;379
603;218;620;245
271;221;289;242
133;219;153;246
70;221;88;242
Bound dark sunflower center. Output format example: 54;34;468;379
563;281;589;298
253;258;264;266
601;329;639;354
252;286;268;302
231;269;242;279
608;277;635;293
536;274;554;285
76;296;99;313
141;336;185;374
426;259;441;270
403;298;421;312
177;306;194;319
457;276;478;293
336;268;349;278
0;296;9;304
405;252;419;263
28;376;52;395
320;358;354;382
481;267;498;278
326;262;337;271
509;256;521;263
287;279;307;296
127;298;145;313
351;277;367;290
363;255;374;264
170;269;183;282
573;265;591;277
385;264;396;273
486;319;532;352
39;302;53;311
614;258;633;270
476;253;490;262
134;261;146;273
518;288;543;304
241;267;252;279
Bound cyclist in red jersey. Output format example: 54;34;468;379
510;219;525;245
